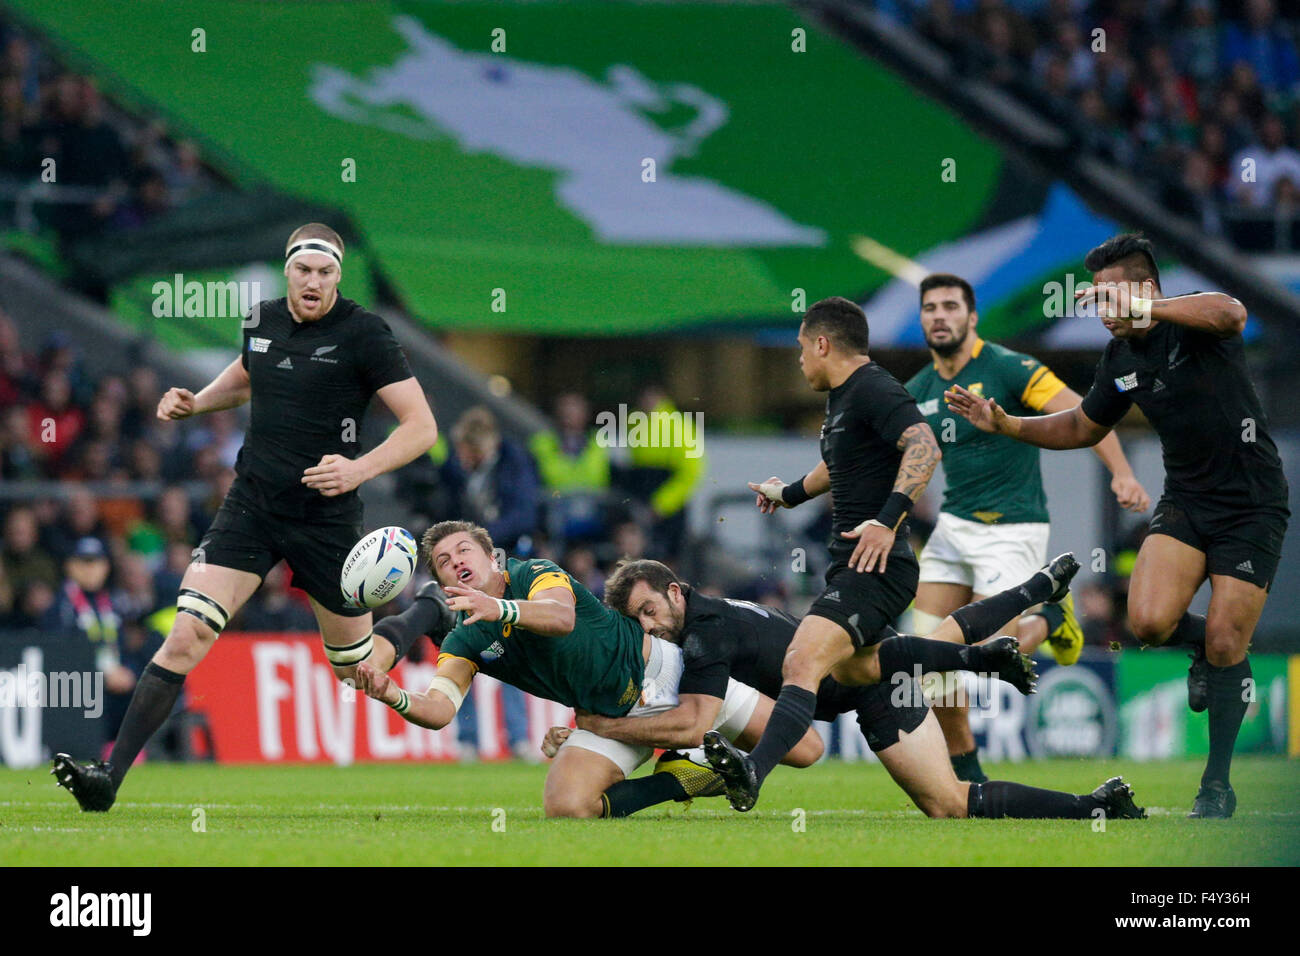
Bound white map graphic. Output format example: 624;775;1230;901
310;15;825;246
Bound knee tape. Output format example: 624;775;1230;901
324;632;375;666
177;588;231;636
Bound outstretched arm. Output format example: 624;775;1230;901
946;385;1111;450
355;655;474;731
157;357;250;420
749;459;829;514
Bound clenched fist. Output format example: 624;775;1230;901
157;387;197;421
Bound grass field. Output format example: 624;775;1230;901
3;756;1297;866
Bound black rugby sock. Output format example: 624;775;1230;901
372;594;445;666
1031;600;1065;636
950;749;988;784
951;573;1057;645
877;635;977;683
108;661;186;789
1163;612;1207;649
967;781;1100;819
748;685;818;784
1203;658;1251;787
601;773;687;818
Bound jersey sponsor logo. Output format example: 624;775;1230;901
966;382;984;397
480;640;506;662
1152;377;1166;392
277;357;293;370
1236;559;1254;574
1114;372;1138;392
1168;342;1188;369
821;589;840;602
917;398;939;416
249;337;271;353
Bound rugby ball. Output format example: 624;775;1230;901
340;526;419;609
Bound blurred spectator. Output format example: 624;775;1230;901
113;551;162;622
621;386;706;558
440;405;539;555
1078;580;1133;648
26;369;84;469
1173;0;1220;86
1221;0;1300;94
2;504;57;593
0;311;31;407
530;391;611;543
5;578;54;629
562;543;606;599
235;562;316;632
1228;114;1300;207
45;487;108;560
42;537;136;735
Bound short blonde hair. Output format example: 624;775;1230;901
422;521;495;577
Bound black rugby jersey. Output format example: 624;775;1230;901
237;296;412;518
1080;313;1287;511
820;362;926;557
677;589;865;718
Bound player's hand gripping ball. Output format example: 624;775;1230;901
341;526;419;609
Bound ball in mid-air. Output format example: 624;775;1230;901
341;526;419;609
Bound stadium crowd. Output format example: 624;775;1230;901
879;0;1300;244
0;17;213;238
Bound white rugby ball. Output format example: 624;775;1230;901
340;526;419;609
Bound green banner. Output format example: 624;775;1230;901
1118;652;1287;759
10;0;1007;335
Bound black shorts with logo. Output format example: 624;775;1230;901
197;484;368;617
847;680;930;753
1148;492;1289;591
807;541;920;648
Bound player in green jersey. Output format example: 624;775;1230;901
353;519;823;818
905;274;1150;783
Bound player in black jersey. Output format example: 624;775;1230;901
704;298;980;810
947;234;1289;819
53;223;449;812
567;559;1144;821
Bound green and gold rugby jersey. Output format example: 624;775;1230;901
437;558;645;717
906;338;1067;525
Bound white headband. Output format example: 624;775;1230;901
285;239;343;270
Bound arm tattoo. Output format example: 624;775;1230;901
894;422;940;501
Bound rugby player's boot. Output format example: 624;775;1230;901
1044;592;1085;667
655;749;726;808
1187;644;1209;713
702;730;760;812
1039;552;1080;604
415;580;457;641
1189;781;1236;819
51;753;116;812
984;635;1038;695
1092;776;1147;819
